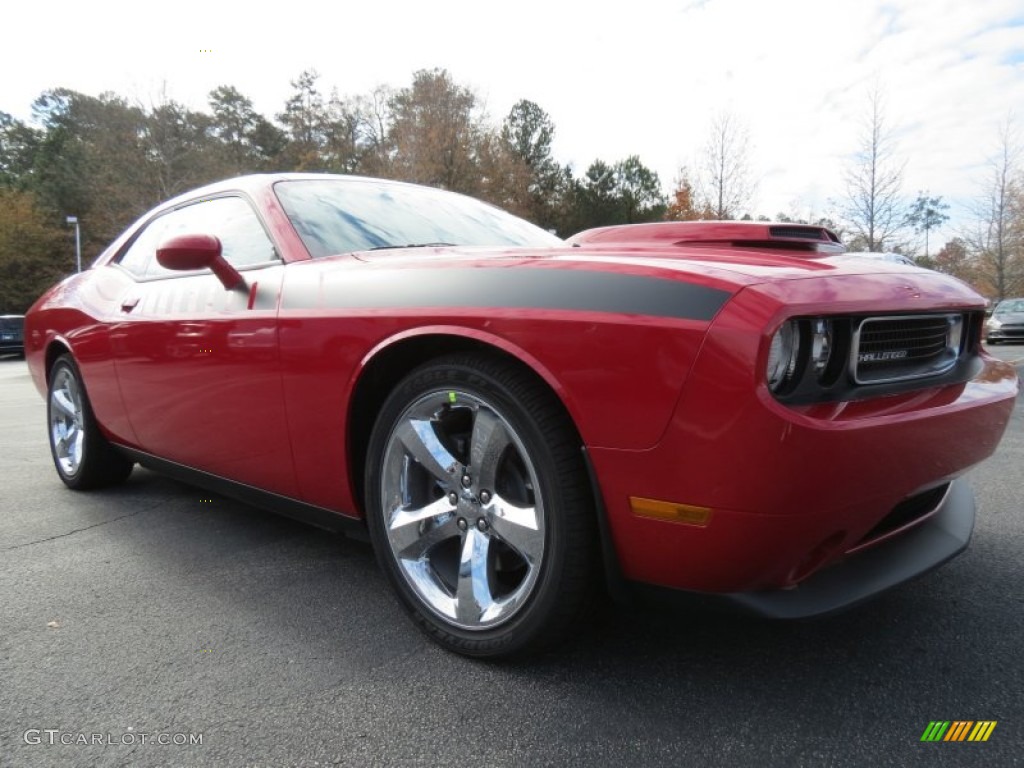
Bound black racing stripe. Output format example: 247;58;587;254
282;267;731;321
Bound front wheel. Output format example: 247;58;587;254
48;354;133;489
364;354;598;658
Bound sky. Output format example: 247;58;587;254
3;0;1023;249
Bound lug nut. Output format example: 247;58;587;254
479;490;491;504
457;518;468;531
461;475;472;488
448;492;458;506
476;518;489;531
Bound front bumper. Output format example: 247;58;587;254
723;478;973;618
589;275;1017;598
986;326;1024;342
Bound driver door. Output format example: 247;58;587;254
109;195;297;497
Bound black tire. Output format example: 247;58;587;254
364;353;598;658
47;354;133;490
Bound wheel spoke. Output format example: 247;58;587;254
52;389;78;420
470;408;512;492
388;496;458;559
489;495;543;564
396;418;464;486
455;528;496;624
54;432;70;459
70;430;84;467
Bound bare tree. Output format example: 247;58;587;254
353;85;394;178
697;112;754;219
843;88;906;251
965;117;1023;300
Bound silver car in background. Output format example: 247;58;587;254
985;299;1024;344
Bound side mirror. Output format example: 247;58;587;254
156;234;245;290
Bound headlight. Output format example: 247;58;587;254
766;320;801;392
986;319;1002;329
810;319;833;376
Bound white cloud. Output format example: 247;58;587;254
3;0;1022;247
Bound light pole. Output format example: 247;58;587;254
66;216;81;272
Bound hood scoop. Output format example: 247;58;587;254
568;221;846;254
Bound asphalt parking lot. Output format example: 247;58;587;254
1;351;1022;767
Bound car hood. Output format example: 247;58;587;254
990;311;1024;322
351;243;941;287
286;243;985;319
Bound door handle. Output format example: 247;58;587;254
120;297;140;313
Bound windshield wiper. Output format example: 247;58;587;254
369;242;455;251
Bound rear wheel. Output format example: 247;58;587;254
48;354;133;489
364;354;597;658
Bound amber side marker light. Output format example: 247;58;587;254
630;497;713;526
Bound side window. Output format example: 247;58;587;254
116;197;278;279
117;215;175;277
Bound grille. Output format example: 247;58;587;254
852;314;963;384
997;323;1024;337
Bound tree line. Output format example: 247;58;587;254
0;68;672;312
1;68;1022;313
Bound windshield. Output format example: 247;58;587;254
274;178;562;258
995;299;1024;314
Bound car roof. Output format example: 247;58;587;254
158;173;431;208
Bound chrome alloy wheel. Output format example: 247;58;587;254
50;365;85;477
379;390;545;630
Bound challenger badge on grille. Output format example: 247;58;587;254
858;349;910;363
852;314;963;384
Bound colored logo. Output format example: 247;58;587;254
920;721;997;742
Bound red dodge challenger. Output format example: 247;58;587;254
25;173;1018;657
